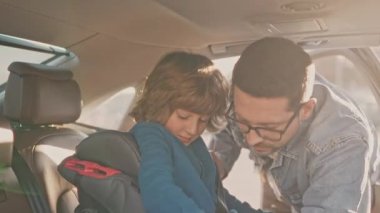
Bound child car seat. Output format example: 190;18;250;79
58;129;232;213
58;130;144;213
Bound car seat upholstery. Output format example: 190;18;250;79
58;130;144;213
0;97;33;213
3;62;87;213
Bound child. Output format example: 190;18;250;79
130;51;227;213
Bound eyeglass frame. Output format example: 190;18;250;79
225;102;302;142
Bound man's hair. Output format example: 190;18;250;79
232;37;313;110
130;51;229;131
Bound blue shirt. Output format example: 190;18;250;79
130;122;217;213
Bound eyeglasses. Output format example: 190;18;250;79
225;103;302;142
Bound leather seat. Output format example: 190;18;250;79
3;62;87;213
0;97;33;213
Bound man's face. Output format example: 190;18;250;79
232;86;301;156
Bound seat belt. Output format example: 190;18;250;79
12;148;51;213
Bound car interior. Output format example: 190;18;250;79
1;0;380;212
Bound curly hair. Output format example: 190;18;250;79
130;51;229;131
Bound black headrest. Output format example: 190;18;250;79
3;62;81;125
75;130;141;179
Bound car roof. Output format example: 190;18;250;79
2;0;380;103
3;0;380;49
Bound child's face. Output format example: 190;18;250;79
165;108;210;145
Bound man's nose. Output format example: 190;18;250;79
245;130;264;146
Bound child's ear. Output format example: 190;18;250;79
300;98;317;121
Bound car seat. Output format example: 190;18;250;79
3;62;87;213
58;130;144;213
0;94;33;212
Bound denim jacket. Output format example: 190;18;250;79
209;74;379;213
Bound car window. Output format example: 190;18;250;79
313;53;380;131
213;56;239;81
78;87;137;130
0;34;76;94
0;45;54;86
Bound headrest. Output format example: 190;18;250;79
3;62;81;125
75;130;141;179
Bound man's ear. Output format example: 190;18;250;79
300;98;317;121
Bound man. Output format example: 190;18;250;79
209;37;379;212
